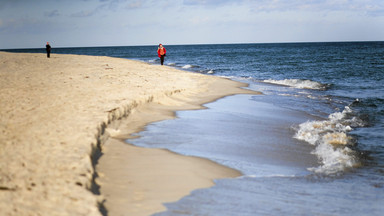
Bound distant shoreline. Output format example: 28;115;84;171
1;40;383;51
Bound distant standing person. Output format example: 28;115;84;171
46;42;51;58
157;44;166;65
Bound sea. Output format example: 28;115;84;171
3;42;384;215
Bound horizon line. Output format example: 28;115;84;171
1;40;383;50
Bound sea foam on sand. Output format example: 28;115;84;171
0;52;257;215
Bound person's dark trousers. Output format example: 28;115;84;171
47;51;50;58
160;55;165;65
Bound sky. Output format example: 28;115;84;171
0;0;383;49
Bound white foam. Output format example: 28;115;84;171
167;62;176;66
294;106;362;174
263;79;326;90
219;76;254;82
207;70;214;74
308;142;357;174
182;64;193;69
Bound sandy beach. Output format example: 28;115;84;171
0;51;257;215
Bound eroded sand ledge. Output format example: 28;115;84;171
0;52;258;215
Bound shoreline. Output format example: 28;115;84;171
0;51;259;215
97;78;259;216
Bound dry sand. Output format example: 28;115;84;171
0;51;258;216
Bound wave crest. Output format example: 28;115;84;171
182;64;194;69
294;105;365;175
263;79;328;90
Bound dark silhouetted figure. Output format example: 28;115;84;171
46;42;51;58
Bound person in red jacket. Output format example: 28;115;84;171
157;44;166;65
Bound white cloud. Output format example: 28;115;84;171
44;9;60;17
0;0;383;49
183;0;235;6
71;10;97;17
246;0;384;16
126;0;143;9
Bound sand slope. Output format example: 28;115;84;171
0;52;257;215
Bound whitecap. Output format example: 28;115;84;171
294;105;363;175
263;79;327;90
182;64;193;69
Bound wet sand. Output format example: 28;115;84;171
0;51;258;215
98;139;241;216
97;77;259;216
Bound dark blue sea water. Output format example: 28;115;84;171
4;42;384;215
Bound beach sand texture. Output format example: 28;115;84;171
0;52;257;215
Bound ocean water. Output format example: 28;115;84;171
4;42;384;215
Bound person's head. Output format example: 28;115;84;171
47;42;49;45
159;44;163;48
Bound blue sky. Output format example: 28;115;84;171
0;0;383;49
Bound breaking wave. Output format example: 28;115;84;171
294;101;366;175
182;64;194;69
263;79;328;90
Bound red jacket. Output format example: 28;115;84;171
157;47;166;58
